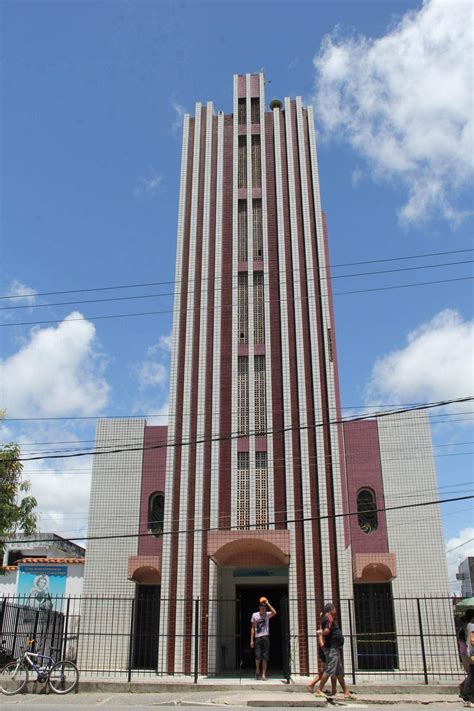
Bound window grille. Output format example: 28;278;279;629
238;98;246;126
357;489;378;533
238;357;249;435
238;136;247;189
237;452;250;529
238;200;248;261
238;273;248;344
253;272;265;345
251;98;260;125
254;355;266;434
148;492;165;537
251;135;261;188
255;452;268;529
252;199;263;260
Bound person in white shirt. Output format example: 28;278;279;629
250;597;277;680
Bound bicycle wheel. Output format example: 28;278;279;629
47;660;79;694
0;661;28;695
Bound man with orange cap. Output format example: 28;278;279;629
250;597;277;680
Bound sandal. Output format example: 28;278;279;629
344;691;357;699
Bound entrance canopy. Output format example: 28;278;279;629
208;530;290;567
128;555;161;584
353;552;397;583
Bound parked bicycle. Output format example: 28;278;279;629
0;638;79;695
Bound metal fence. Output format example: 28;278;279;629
0;594;464;683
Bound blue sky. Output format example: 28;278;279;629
1;0;473;591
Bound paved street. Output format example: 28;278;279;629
0;689;461;710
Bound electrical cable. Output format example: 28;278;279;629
7;493;473;545
2;274;473;329
2;247;472;301
14;396;474;462
2;258;472;311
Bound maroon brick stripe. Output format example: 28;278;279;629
281;107;309;673
302;108;326;604
218;116;233;530
199;115;219;675
265;112;286;529
303;111;340;605
321;211;350;548
183;108;207;673
166;119;195;674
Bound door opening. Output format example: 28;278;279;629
354;583;398;670
236;584;288;674
133;585;160;670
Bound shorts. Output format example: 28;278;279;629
318;646;326;663
324;647;343;677
254;635;270;661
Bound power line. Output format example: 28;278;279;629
2;258;472;311
15;396;474;462
8;493;473;546
13;434;474;449
36;501;474;538
446;537;474;553
2;275;473;328
2;247;472;301
3;408;473;425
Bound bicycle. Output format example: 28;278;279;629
0;638;79;695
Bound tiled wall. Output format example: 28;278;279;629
79;419;145;670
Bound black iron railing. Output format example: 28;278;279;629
0;594;464;683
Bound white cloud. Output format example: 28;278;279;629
133;335;172;389
312;0;474;224
158;334;172;352
134;169;164;197
137;361;167;388
0;312;110;417
171;100;186;137
446;527;474;594
26;463;91;542
367;309;474;411
4;279;37;306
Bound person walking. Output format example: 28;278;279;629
250;597;277;680
462;613;474;707
459;612;474;698
313;602;355;701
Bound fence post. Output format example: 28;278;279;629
347;599;356;686
194;597;200;684
0;597;6;631
283;596;290;684
12;604;21;656
62;596;71;660
32;609;39;648
416;598;428;685
127;598;135;683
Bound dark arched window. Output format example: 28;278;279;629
357;489;378;533
148;492;164;537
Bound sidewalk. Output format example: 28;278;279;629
72;677;460;706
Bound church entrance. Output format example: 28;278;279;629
235;584;289;676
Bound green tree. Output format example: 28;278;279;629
0;441;37;566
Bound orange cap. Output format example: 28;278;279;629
259;596;268;604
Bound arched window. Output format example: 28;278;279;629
148;492;164;537
357;489;378;533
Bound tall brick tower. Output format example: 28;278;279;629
160;72;351;675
